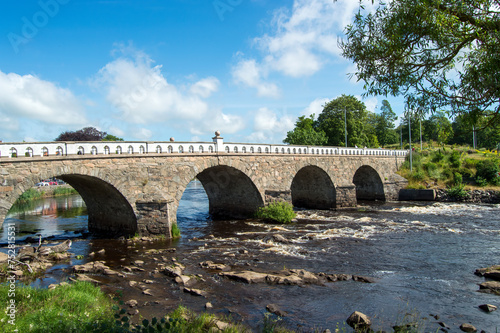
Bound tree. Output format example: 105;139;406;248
340;0;500;119
428;112;454;144
375;100;398;147
316;95;371;147
103;134;124;141
55;127;107;141
283;115;327;145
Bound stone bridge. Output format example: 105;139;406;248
0;133;408;238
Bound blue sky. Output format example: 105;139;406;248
0;0;405;143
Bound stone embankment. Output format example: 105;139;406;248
435;189;500;203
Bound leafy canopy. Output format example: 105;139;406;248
283;115;327;145
340;0;500;118
55;127;123;141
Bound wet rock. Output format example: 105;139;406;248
134;260;144;266
103;268;120;276
483;271;500;281
266;304;287;317
142;279;154;284
265;274;303;285
175;275;193;285
163;266;183;278
346;311;371;330
70;273;101;284
142;289;154;296
0;252;8;263
479;281;500;293
478;304;497;312
48;284;58;290
352;275;375;283
73;261;109;274
199;261;231;271
215;321;230;330
183;287;207;297
97;249;105;255
128;309;139;316
205;302;213;309
459;323;477;332
325;274;352;282
129;281;138;288
125;299;138;308
438;322;450;329
221;271;268;284
288;269;319;284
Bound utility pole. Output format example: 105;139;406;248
420;118;423;151
400;124;403;149
472;125;476;149
408;108;413;172
344;108;347;147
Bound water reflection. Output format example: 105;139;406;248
2;194;87;244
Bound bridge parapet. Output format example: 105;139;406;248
0;134;408;160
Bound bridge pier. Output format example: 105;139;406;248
135;200;174;237
335;185;357;207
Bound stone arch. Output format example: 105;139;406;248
291;165;336;209
352;165;385;201
1;171;137;237
55;174;138;236
195;165;264;219
26;147;33;157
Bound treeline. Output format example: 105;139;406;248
284;95;500;150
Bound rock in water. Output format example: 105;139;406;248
346;311;371;331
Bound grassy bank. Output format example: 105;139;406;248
397;143;500;192
0;281;430;333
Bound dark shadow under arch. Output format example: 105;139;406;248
291;166;336;209
57;174;137;236
352;166;386;201
196;166;264;219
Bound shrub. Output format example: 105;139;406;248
458;167;474;178
411;170;425;181
475;176;488;187
449;150;462;168
255;201;296;224
446;183;468;199
431;150;445;163
476;159;500;184
171;223;181;238
453;172;463;185
15;188;43;203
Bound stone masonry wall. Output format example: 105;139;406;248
0;153;407;237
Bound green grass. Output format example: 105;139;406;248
0;281;114;333
255;201;296;224
52;187;78;196
14;188;43;204
398;144;500;190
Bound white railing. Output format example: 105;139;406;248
0;139;407;159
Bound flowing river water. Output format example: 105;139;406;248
2;181;500;332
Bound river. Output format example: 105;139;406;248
2;181;500;332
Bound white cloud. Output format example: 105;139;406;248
93;47;218;124
247;107;295;143
302;97;329;117
189;110;245;136
0;71;86;125
190;77;220;98
364;97;378;113
232;0;363;96
232;59;280;98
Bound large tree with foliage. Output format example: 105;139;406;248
55;127;113;141
340;0;500;119
283;115;327;146
316;95;371;147
375;100;398;147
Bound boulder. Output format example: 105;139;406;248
183;288;207;297
479;281;500;293
478;304;497;312
266;304;287;317
220;271;268;284
346;311;371;330
459;323;477;332
199;261;230;271
125;299;138;308
474;265;500;276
